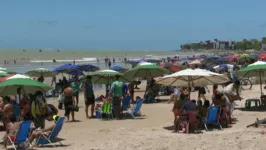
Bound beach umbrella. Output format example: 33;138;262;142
0;74;52;96
213;64;234;71
53;64;83;76
0;71;8;77
0;74;15;83
87;69;131;84
110;66;128;72
156;68;229;87
76;64;99;72
236;61;266;95
25;68;57;77
160;63;183;72
124;62;170;78
0;67;7;70
188;59;201;65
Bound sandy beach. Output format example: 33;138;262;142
1;83;266;150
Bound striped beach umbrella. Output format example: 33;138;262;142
0;74;52;96
124;62;170;78
87;69;131;84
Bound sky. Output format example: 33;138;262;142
0;0;266;50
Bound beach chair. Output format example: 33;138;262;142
125;99;143;118
177;111;198;134
204;106;222;131
36;117;65;147
12;104;22;121
121;95;131;111
96;102;113;119
6;120;32;150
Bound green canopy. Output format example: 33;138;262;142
236;61;266;95
87;69;131;84
124;62;170;78
0;71;8;77
0;74;52;96
0;69;16;74
25;68;57;77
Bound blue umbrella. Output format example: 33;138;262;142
53;64;83;75
110;66;127;72
77;64;99;72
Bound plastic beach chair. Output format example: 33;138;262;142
121;95;131;111
96;102;113;119
125;99;143;118
204;106;222;131
6;120;32;150
36;117;65;147
177;111;198;134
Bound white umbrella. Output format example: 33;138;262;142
0;67;7;70
156;68;229;87
188;59;201;65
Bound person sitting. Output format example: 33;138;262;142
181;100;197;112
27;115;61;147
198;100;210;124
20;96;31;121
0;96;14;129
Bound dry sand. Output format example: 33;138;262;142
1;84;266;150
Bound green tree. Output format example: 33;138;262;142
262;37;266;44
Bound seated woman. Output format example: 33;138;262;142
2;117;21;149
27;115;61;147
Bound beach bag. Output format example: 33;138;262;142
58;102;63;110
68;105;79;112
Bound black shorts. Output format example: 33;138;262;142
64;96;73;116
74;92;79;97
85;97;95;105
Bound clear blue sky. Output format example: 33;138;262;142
0;0;266;50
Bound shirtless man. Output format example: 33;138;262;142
63;85;75;122
0;96;14;124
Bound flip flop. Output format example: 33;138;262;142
260;130;265;134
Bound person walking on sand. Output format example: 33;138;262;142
83;75;95;119
71;76;80;106
110;75;123;120
63;85;76;122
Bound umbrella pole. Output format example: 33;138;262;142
260;70;263;96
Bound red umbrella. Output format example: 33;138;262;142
160;63;182;72
0;74;15;82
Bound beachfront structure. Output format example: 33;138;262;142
181;40;235;50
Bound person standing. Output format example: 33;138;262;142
71;77;80;106
63;85;75;122
108;61;112;69
83;76;95;119
110;75;123;120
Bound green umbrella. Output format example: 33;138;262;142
0;74;52;96
25;68;57;77
0;69;16;74
0;70;8;77
87;69;131;84
236;61;266;95
124;62;170;78
240;55;254;59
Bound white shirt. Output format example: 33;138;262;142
174;88;181;95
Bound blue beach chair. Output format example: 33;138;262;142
37;117;65;147
125;99;143;118
121;95;131;111
6;120;32;150
204;106;222;131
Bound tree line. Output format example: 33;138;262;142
180;37;266;50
